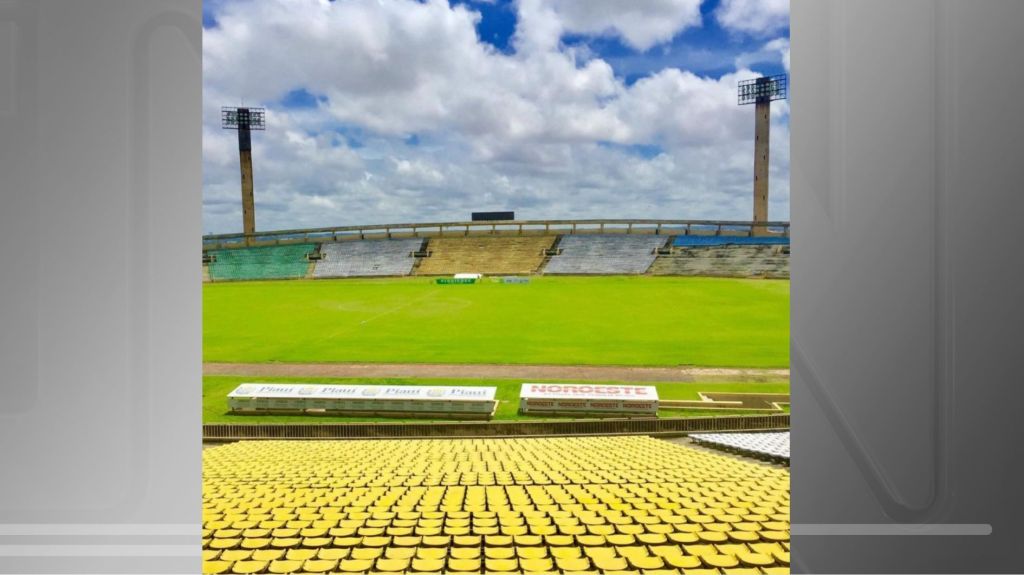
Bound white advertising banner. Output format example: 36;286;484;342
519;383;659;415
228;383;496;414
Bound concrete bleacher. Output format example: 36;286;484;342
542;235;667;275
313;239;423;278
207;244;317;281
415;236;554;276
691;432;791;462
203;436;790;575
649;244;789;279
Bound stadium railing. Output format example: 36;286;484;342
203;414;789;441
202;219;790;251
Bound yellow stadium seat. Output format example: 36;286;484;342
219;550;252;562
662;555;702;570
267;559;301;574
556;556;592;571
592;556;630;571
410;557;445;572
270;537;300;549
485;557;520;572
414;546;444;559
351;547;384;560
252;549;285;562
317;548;349;560
703;554;740;569
229;560;267;574
375;557;410;572
209;538;241;550
446;558;481;572
737;552;775;567
202;560;231;575
630;556;666;570
519;557;554;573
338;558;374;573
285;549;316;561
516;547;548;559
302;558;337;573
450;547;480;560
485;547;515;560
550;547;582;559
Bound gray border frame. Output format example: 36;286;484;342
792;0;1024;572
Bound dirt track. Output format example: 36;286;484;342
204;362;789;383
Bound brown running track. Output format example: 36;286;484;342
204;362;788;383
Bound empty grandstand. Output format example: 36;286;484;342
202;220;791;280
650;244;789;279
543;235;668;275
313;239;424;278
415;236;555;276
202;436;790;575
207;244;316;281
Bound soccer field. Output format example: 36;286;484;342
203;276;789;368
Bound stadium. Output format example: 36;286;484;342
202;216;791;575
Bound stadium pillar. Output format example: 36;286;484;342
738;75;786;236
754;98;770;230
221;107;266;244
238;126;256;238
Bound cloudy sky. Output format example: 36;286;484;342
203;0;789;235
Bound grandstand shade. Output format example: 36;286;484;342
202;436;789;574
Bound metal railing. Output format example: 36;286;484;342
202;219;790;251
203;414;789;441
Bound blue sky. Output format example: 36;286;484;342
203;0;789;234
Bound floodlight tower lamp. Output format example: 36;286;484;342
738;74;787;235
221;106;266;238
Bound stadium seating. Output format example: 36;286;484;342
672;236;789;248
207;244;317;281
542;235;668;275
650;245;790;279
690;432;791;461
203;436;790;574
313;239;424;278
415;236;554;276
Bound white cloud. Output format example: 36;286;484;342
202;0;790;234
735;37;790;72
716;0;789;37
533;0;703;52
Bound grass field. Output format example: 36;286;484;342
203;376;790;423
203;276;789;368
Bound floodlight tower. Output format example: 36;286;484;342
221;106;266;238
738;74;787;235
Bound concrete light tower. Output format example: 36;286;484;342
738;74;787;235
221;106;266;239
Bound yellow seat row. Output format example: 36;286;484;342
203;437;789;574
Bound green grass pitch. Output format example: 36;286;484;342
203;276;789;368
203;376;791;423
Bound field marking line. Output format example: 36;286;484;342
357;289;441;326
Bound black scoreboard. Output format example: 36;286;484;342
471;211;514;221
